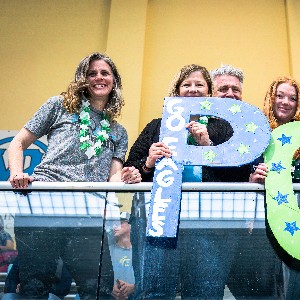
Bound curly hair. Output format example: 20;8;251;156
263;76;300;130
264;76;300;160
168;64;212;97
61;52;124;120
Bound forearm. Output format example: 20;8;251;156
124;148;154;181
8;139;25;175
108;158;123;182
109;172;122;182
8;128;37;176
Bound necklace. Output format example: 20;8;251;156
79;98;110;159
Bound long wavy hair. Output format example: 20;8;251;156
263;76;300;160
168;64;212;97
263;76;300;130
61;52;124;120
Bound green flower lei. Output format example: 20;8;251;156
79;98;111;159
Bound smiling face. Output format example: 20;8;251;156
273;82;298;125
213;75;242;100
86;59;114;104
179;71;209;97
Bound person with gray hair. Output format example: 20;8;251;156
210;64;244;100
210;65;284;299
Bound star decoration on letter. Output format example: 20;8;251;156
203;150;217;162
273;191;289;205
200;99;212;110
237;143;250;155
228;104;241;115
277;134;292;146
270;161;286;174
245;122;258;133
284;221;300;236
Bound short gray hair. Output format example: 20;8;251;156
210;64;244;84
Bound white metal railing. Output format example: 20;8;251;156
0;181;285;191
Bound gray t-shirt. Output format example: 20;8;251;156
25;96;128;182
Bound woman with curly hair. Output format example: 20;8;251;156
250;77;300;300
124;64;252;299
6;52;140;300
8;52;140;185
250;76;300;300
124;64;215;182
250;76;300;183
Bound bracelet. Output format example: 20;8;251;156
142;163;154;173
